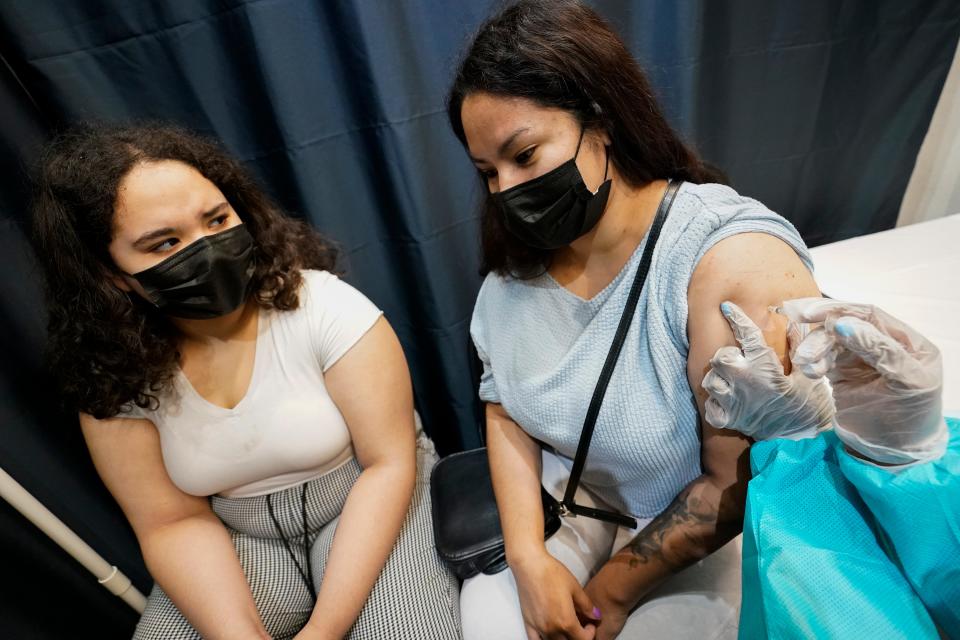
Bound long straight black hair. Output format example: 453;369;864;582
448;0;725;277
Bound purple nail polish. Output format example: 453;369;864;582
593;606;602;619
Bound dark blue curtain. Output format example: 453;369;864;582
0;1;957;637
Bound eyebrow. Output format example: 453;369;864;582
132;202;229;249
468;126;531;164
200;202;229;220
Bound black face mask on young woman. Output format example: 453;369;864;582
493;128;611;250
130;223;256;319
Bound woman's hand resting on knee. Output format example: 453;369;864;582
512;549;602;640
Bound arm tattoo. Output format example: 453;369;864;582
624;479;742;571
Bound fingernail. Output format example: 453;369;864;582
835;321;852;337
720;301;731;316
593;607;602;619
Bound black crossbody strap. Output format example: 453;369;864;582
561;179;681;510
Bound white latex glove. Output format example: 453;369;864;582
779;298;948;465
701;301;836;440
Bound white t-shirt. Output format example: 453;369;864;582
121;269;383;498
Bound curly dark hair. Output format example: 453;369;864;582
448;0;727;278
31;122;340;419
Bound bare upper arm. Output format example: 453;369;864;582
79;412;212;538
686;232;820;483
322;316;416;472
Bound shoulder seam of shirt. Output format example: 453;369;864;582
299;268;326;361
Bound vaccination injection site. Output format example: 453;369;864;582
1;1;959;638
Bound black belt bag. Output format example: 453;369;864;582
430;180;680;580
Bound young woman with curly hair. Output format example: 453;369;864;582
31;123;460;640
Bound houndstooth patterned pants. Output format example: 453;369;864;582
132;436;461;639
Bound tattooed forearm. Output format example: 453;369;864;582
583;473;747;612
622;476;744;571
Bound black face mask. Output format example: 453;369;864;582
493;129;611;250
131;224;256;319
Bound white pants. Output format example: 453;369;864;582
460;449;741;640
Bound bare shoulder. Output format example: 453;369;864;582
689;232;815;306
687;231;819;379
689;232;817;356
685;233;820;480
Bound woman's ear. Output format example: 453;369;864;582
110;274;133;293
109;270;133;293
109;267;153;302
589;127;611;150
589;101;611;146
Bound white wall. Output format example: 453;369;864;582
898;37;960;226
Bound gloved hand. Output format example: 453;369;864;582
778;298;948;465
701;301;836;440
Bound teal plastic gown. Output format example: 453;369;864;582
835;416;960;635
739;429;941;639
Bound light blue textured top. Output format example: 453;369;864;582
470;182;814;518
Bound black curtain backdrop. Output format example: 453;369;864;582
0;1;957;637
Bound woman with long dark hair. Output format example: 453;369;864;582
449;1;822;638
31;123;460;639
